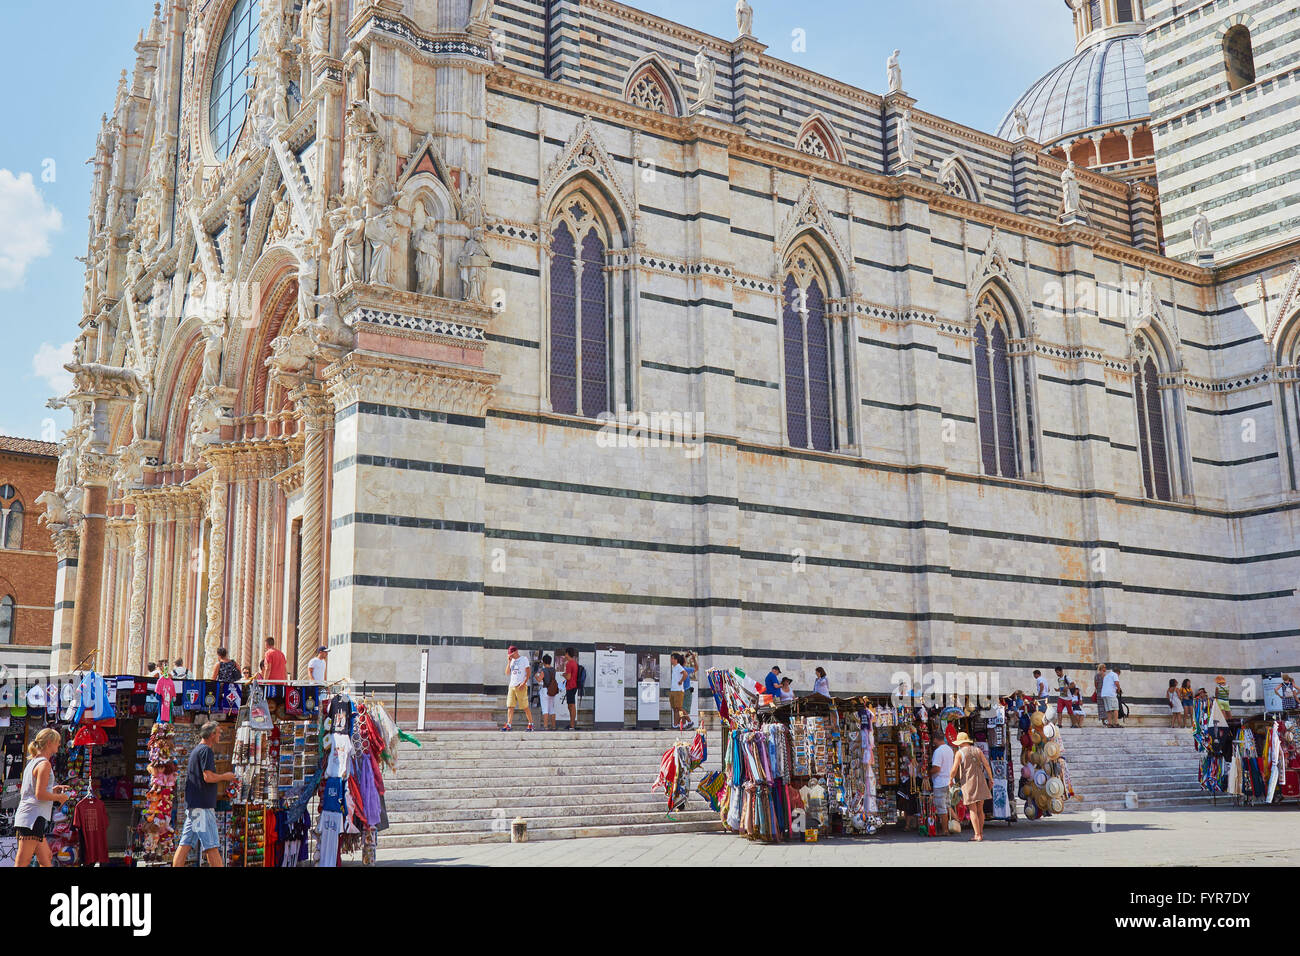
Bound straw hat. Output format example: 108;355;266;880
952;732;974;746
1030;729;1044;744
1024;801;1040;820
1033;768;1049;788
1044;739;1063;759
1045;776;1065;798
1041;722;1057;739
1035;791;1051;810
1030;711;1046;727
1049;796;1066;814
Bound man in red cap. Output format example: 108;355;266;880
503;645;534;732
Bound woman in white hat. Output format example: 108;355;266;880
950;732;995;842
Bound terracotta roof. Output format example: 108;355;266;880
0;435;60;458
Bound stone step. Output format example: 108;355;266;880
404;747;700;764
381;807;719;836
386;779;668;800
387;797;689;822
385;791;680;812
378;817;723;847
388;763;705;781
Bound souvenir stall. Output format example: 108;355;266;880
1204;713;1299;806
0;671;405;867
1012;701;1073;820
700;669;892;842
930;702;1018;828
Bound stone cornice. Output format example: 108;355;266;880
324;349;498;417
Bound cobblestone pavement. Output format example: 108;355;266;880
377;804;1300;866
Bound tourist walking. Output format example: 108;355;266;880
813;667;830;697
1052;666;1072;722
929;733;955;836
307;646;329;685
537;653;559;730
564;647;580;730
261;637;288;684
213;647;241;682
1033;669;1050;711
502;645;534;732
950;732;994;842
15;728;73;868
1167;679;1184;727
172;722;238;867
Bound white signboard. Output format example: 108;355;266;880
594;645;625;729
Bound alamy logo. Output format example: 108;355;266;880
49;887;152;936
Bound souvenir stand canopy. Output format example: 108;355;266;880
0;670;407;867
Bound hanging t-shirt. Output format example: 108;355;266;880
321;776;346;814
181;680;205;711
328;695;353;736
154;677;178;723
73;797;110;866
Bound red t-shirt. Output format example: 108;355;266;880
74;797;110;866
564;658;578;690
262;647;288;682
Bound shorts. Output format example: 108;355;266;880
932;789;949;814
1055;698;1074;715
565;688;577;705
15;817;48;840
683;687;695;712
1102;696;1119;712
541;692;556;716
1169;700;1183;714
669;691;684;712
507;684;530;709
178;808;220;852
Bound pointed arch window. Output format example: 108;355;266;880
1223;25;1256;92
782;250;837;452
548;195;612;418
939;157;979;202
795;118;843;164
0;486;22;550
1132;335;1178;501
626;65;678;116
972;291;1037;478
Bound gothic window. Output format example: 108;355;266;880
548;196;611;418
0;595;12;645
208;0;262;160
939;157;979;202
627;68;676;115
972;291;1036;478
0;487;21;550
782;249;837;452
1132;335;1176;501
795;117;842;164
1223;26;1256;92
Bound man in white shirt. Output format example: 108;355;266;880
929;737;955;835
307;646;329;685
503;645;534;732
1099;667;1120;727
169;659;191;680
669;654;688;730
1033;670;1050;711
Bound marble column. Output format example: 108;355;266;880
202;464;230;676
126;497;151;674
292;386;334;677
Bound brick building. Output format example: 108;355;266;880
0;437;58;674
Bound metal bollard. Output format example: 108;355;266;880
511;817;528;843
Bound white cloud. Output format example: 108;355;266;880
0;169;62;290
33;341;75;396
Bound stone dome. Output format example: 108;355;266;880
997;34;1150;145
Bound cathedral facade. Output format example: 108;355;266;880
50;0;1300;711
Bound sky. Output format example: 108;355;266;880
0;0;1067;443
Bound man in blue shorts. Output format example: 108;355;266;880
171;722;237;867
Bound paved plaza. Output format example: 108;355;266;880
377;805;1299;866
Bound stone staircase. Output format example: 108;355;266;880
1055;725;1210;810
379;730;723;847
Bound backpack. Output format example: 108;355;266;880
577;664;587;690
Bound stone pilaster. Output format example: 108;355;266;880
291;386;334;677
201;464;229;676
49;528;81;674
69;452;116;671
126;496;151;674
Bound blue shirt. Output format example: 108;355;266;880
683;667;694;691
764;672;781;697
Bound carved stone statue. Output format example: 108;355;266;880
36;490;71;529
736;0;753;36
296;250;318;325
304;0;330;56
1192;208;1213;254
458;227;487;303
693;46;716;107
310;294;353;348
345;44;368;105
200;315;225;388
366;206;396;287
887;50;902;94
343;205;366;285
189;264;208;306
896;109;915;166
1013;107;1030;140
268;187;292;242
1061;159;1081;216
413;217;442;297
132;390;148;440
327;207;348;291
